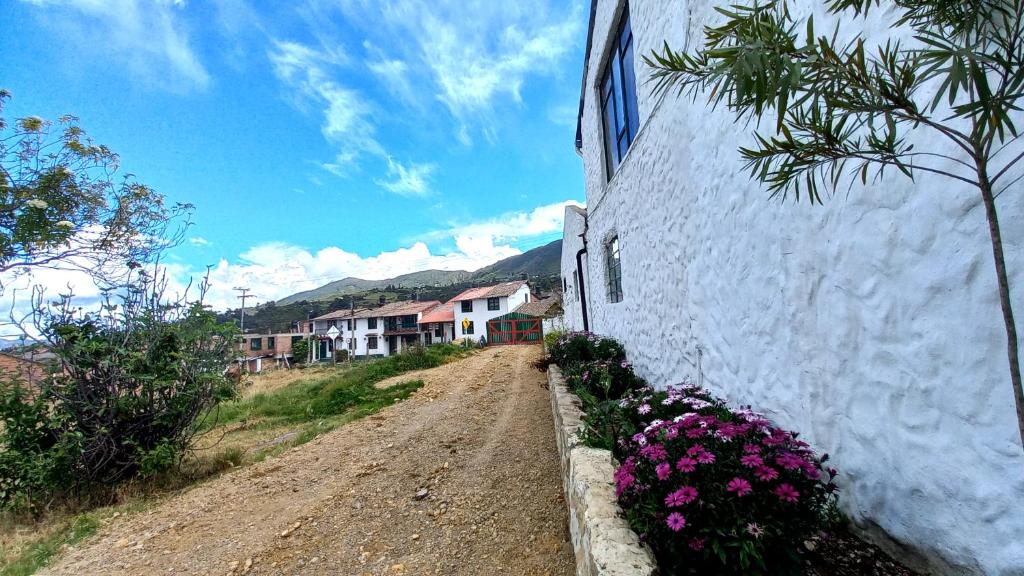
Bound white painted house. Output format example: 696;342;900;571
310;300;441;360
563;1;1023;574
451;281;531;341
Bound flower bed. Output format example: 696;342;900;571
548;331;840;576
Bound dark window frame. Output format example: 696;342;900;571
266;336;275;349
250;338;262;351
368;335;378;350
465;320;475;335
487;297;500;311
600;4;640;179
606;236;623;303
367;317;378;329
461;300;473;313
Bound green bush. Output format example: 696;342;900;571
548;331;627;367
543;330;563;350
0;276;237;513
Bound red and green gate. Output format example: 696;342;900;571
486;312;542;345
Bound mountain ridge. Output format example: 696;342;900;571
274;239;561;305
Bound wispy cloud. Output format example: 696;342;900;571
188;236;211;246
20;0;210;92
376;158;436;197
331;0;584;143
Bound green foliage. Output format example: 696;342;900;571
0;272;238;512
290;338;310;365
543;329;564;351
646;0;1024;202
0;90;191;285
212;344;468;428
0;513;99;576
548;331;627;368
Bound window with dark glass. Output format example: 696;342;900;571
266;337;275;349
291;335;303;344
250;338;262;351
601;5;639;178
367;317;377;329
368;336;378;350
487;297;500;311
465;321;475;335
606;236;623;303
461;300;473;313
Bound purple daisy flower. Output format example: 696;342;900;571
666;512;687;532
726;477;753;497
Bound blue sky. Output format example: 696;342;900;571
1;0;586;309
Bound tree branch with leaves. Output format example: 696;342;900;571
646;0;1024;446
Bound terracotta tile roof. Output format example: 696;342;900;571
311;308;370;321
419;302;455;324
352;300;441;319
514;297;558;317
450;280;529;302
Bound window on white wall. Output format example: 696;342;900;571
606;236;623;303
601;4;640;178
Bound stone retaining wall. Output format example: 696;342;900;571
548;365;658;576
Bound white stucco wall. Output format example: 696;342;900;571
561;206;590;332
565;1;1024;574
453;285;532;340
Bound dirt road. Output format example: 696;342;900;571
44;346;574;576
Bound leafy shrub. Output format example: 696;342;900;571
0;274;237;512
543;329;564;351
290;339;309;365
548;331;626;367
614;384;838;575
564;358;645;402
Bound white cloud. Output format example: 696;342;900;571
376;158;436;197
20;0;210;91
188;236;211;246
179;199;580;310
332;0;584;142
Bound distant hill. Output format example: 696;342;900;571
274;240;562;306
470;239;561;281
276;269;474;305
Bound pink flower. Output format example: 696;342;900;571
656;462;672;481
685;427;707;438
688;537;707;551
665;486;698;507
726;477;753;497
740;454;764;468
774;483;800;503
640;443;668;462
746;523;764;538
666;512;687;531
637;403;652;415
743;443;761;454
776;452;805;470
665;427;680;440
754;467;779;482
676;457;698;473
695;451;716;465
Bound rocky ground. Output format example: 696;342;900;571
42;346;575;576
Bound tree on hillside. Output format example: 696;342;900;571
0;90;192;291
646;0;1024;445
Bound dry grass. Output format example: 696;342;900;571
239;363;345;398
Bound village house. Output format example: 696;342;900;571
237;332;306;372
418;301;456;344
451;280;531;341
309;301;442;361
561;1;1023;574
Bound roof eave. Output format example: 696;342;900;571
575;0;599;154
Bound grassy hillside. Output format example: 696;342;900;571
470;240;561;280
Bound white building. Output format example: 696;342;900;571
310;300;441;360
451;281;532;341
562;1;1023;574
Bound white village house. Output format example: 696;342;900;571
310;300;442;360
451;280;532;341
561;1;1023;574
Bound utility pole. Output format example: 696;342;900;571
349;296;356;362
234;287;255;332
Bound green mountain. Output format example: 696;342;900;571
276;269;474;305
275;239;562;306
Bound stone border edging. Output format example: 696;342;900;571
548;364;658;576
